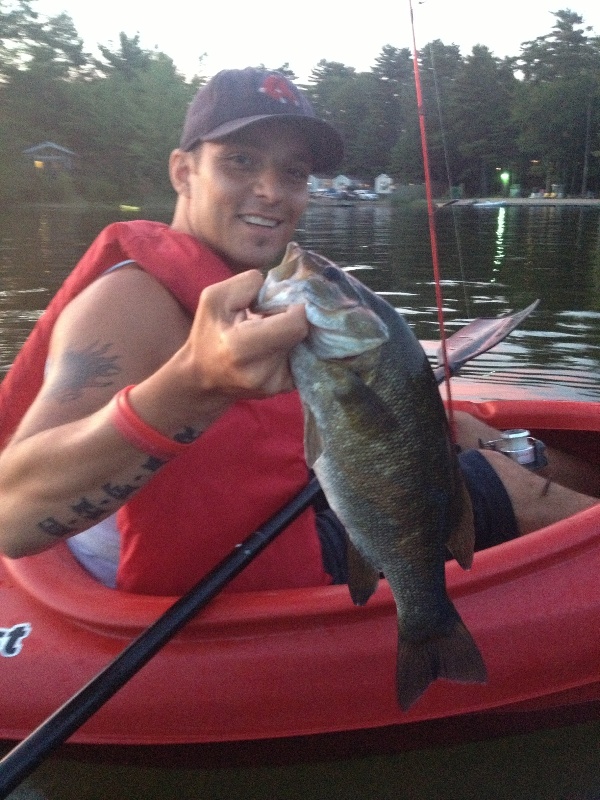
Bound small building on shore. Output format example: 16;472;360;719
332;175;352;192
22;142;77;173
375;174;394;194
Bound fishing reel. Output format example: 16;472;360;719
480;428;548;471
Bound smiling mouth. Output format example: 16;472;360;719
241;214;279;228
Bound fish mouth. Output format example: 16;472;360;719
268;242;320;282
239;214;280;228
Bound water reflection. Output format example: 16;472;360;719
492;206;506;277
1;203;599;399
299;203;393;271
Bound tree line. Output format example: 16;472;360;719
1;1;599;203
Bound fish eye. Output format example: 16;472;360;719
323;265;342;281
322;264;363;304
307;252;362;302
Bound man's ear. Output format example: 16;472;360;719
169;149;193;197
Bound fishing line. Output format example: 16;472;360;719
408;0;457;437
427;41;471;318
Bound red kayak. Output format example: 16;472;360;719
1;393;599;748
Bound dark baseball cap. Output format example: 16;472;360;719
179;68;343;173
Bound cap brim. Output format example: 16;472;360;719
201;114;343;174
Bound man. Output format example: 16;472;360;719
0;68;597;594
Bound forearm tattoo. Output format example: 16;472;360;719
48;341;121;402
37;454;164;538
36;341;206;538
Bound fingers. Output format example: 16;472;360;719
209;270;264;316
188;272;307;398
202;270;308;354
232;303;308;357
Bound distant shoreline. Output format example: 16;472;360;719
309;195;600;209
438;197;600;207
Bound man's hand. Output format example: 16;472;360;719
184;270;308;398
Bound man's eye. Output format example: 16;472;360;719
227;153;253;167
288;167;310;182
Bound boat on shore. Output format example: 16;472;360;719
1;389;599;756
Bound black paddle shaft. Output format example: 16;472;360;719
0;477;322;799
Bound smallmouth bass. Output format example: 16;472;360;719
255;242;487;710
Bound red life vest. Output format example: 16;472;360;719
0;220;328;595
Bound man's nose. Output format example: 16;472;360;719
253;167;285;201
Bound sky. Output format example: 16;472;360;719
31;0;600;82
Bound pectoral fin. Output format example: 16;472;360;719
334;370;398;437
303;406;324;468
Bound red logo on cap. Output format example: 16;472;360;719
259;75;300;106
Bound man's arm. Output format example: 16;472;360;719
0;267;307;558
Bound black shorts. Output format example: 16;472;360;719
315;449;520;584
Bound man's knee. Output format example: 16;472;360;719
458;449;519;549
477;449;598;535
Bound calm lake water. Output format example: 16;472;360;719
2;202;600;799
1;201;600;398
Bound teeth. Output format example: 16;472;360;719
242;215;278;228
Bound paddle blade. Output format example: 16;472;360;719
434;300;539;381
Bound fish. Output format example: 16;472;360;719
255;242;487;710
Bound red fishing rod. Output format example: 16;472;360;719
408;0;457;435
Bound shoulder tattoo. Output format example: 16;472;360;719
48;341;121;402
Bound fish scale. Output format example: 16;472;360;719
256;242;487;710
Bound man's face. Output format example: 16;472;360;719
180;119;312;271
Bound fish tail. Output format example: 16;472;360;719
396;616;487;711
